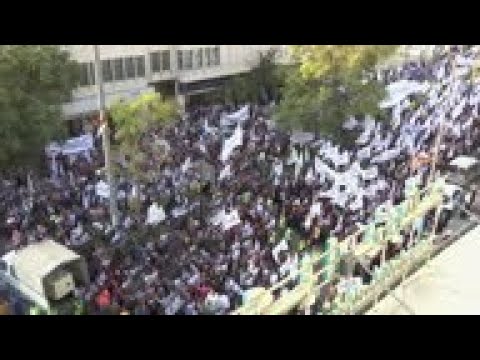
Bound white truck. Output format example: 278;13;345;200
0;240;89;313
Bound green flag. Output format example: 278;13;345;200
74;300;85;315
363;223;376;244
299;254;312;284
324;237;339;281
29;306;42;316
395;202;407;226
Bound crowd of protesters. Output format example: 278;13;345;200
1;45;480;315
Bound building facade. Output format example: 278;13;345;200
62;45;290;118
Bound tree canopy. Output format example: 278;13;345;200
109;92;179;182
0;45;80;172
274;45;398;140
224;49;286;106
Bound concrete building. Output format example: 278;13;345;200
62;45;290;123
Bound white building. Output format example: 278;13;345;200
62;45;290;120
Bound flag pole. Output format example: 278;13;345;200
94;45;119;229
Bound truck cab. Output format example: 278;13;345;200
0;241;89;314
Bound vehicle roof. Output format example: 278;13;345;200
13;240;80;280
6;240;82;297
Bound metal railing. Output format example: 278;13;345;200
231;180;444;315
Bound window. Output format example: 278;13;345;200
0;260;6;272
196;48;203;68
213;46;220;66
79;62;96;86
177;50;183;70
113;58;124;81
102;59;113;82
125;57;135;79
79;63;90;86
184;50;193;70
205;48;212;66
88;63;96;85
162;50;170;71
150;52;161;73
135;56;145;77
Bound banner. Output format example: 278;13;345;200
146;203;166;225
290;132;314;145
219;164;231;181
60;134;94;156
46;134;94;157
95;180;110;199
211;208;241;231
220;124;243;162
220;105;250;127
380;80;430;109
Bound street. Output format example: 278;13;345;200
367;219;480;315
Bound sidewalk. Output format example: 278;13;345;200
367;224;480;315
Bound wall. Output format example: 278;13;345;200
63;45;290;116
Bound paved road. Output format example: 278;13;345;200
367;223;480;315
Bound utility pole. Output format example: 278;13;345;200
94;45;119;228
429;50;456;186
429;49;457;253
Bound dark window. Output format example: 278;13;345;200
150;52;161;73
88;63;96;85
80;62;96;86
125;57;135;79
196;48;203;68
102;59;113;82
135;56;145;77
79;63;90;86
213;46;220;66
184;50;193;70
113;58;124;81
162;50;170;71
0;260;6;272
205;48;212;66
177;50;183;70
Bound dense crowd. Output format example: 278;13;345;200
1;46;480;315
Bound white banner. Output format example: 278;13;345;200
380;80;430;109
95;180;110;199
211;209;241;231
220;124;244;162
220;105;250;127
46;134;94;157
146;203;166;225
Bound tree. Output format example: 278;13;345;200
0;45;80;174
223;49;286;106
274;45;398;141
224;74;253;106
249;49;286;104
109;92;179;211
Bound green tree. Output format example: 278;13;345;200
224;74;252;106
274;45;398;141
0;45;80;174
109;92;179;211
250;49;286;104
223;49;286;106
